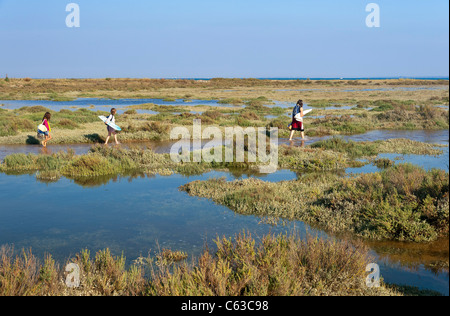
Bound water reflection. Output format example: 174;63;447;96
0;170;317;263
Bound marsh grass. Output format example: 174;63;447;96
375;104;449;130
0;108;109;138
323;164;449;241
122;121;171;140
17;106;51;114
0;233;416;296
304;102;449;136
218;98;245;105
278;145;350;171
148;232;389;296
1;93;448;145
311;137;378;158
181;164;449;242
373;158;394;169
0;135;446;180
311;137;444;158
0;117;36;137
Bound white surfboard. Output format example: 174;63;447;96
294;109;313;121
99;116;122;131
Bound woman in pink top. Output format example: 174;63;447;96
39;112;52;147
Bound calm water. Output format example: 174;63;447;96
0;98;231;114
0;170;307;261
0;129;449;295
0;97;357;112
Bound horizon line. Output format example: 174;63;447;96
5;76;450;81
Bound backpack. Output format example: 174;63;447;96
293;106;302;122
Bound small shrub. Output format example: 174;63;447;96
240;111;260;121
56;119;79;129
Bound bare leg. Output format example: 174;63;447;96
42;135;52;147
289;130;295;141
301;131;305;140
105;132;111;145
114;133;119;145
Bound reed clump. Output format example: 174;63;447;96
181;164;449;242
311;137;444;158
326;164;449;241
148;232;391;296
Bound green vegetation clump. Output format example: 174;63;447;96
17;106;51;114
278;145;350;171
0;117;36;136
181;164;449;242
218;98;244;105
148;233;390;296
122;121;171;140
217;96;274;108
375;104;449;129
310;137;444;158
324;164;449;241
61;153;135;177
55;109;109;125
245;96;274;108
311;137;378;158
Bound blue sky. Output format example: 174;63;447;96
0;0;448;78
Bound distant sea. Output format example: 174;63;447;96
187;77;450;81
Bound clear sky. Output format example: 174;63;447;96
0;0;448;78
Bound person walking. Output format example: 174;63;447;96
105;108;120;145
38;112;53;147
289;100;305;141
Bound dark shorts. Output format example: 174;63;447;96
107;126;117;134
291;121;304;132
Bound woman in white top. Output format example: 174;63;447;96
289;100;305;141
105;108;120;145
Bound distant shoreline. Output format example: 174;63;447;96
9;77;450;81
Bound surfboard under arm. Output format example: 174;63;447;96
99;116;122;131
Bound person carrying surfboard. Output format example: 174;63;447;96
289;100;305;141
105;108;120;145
38;112;53;147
